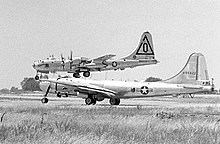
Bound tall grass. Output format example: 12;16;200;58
0;105;220;144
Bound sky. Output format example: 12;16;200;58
0;0;220;89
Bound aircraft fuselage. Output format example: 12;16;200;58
40;78;212;99
33;59;158;73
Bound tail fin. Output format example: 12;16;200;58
122;31;156;60
164;53;210;85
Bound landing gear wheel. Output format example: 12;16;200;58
41;98;48;104
85;97;93;105
35;75;39;80
85;97;96;105
73;73;80;78
109;98;120;105
83;71;90;77
92;100;96;105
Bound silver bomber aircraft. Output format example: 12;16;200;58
39;53;214;105
33;31;158;80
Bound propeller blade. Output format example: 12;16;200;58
70;50;73;61
61;54;65;70
69;50;74;70
61;54;64;61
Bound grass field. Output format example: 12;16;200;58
0;95;220;144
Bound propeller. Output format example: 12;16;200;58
211;78;215;92
61;54;65;70
70;50;73;61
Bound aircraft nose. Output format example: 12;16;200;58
39;81;50;92
32;61;39;68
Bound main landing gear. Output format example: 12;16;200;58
73;73;80;78
73;71;90;78
84;96;120;106
85;95;96;105
109;98;120;105
83;71;90;77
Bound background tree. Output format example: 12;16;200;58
144;77;162;82
20;77;41;91
0;88;10;94
10;86;19;93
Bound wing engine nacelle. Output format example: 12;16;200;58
71;58;82;65
49;83;73;93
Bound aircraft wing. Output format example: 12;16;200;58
44;79;116;98
90;54;116;63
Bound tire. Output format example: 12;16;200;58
109;98;120;105
41;98;48;104
83;71;90;77
85;97;93;105
35;75;39;80
92;99;96;105
85;96;96;105
73;73;80;78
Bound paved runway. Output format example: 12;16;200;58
1;94;220;109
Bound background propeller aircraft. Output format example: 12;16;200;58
33;31;158;80
39;53;214;105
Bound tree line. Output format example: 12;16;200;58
0;77;41;94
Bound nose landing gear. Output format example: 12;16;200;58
35;75;40;80
41;85;50;104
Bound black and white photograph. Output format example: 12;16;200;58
0;0;220;143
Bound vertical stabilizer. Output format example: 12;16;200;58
122;31;156;60
164;53;210;85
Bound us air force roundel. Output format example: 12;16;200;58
140;86;149;94
112;61;117;67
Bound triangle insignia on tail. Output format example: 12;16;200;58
136;35;154;56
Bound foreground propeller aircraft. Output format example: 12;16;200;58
33;31;158;80
39;53;214;105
